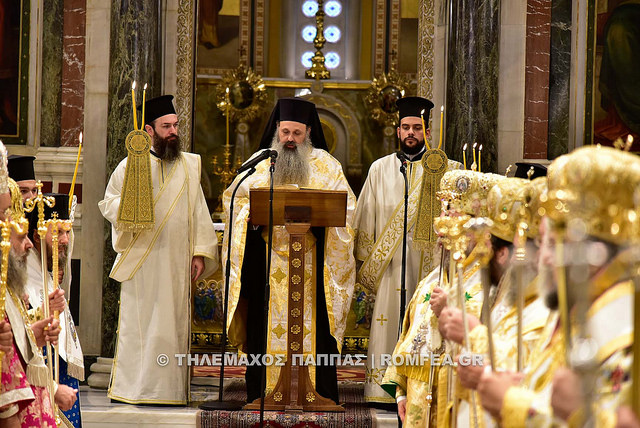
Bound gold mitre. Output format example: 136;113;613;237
439;170;506;217
519;176;547;239
486;177;529;242
7;178;25;219
544;145;640;244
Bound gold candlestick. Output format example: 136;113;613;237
305;0;330;80
212;90;242;212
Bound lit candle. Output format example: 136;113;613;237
438;105;444;150
463;143;468;170
478;144;483;173
420;109;427;149
141;83;148;128
131;81;138;130
472;142;477;171
627;134;634;151
69;132;82;210
225;87;230;147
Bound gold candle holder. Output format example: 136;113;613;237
212;89;242;212
305;0;330;80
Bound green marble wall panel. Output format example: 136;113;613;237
548;0;572;159
445;0;500;172
102;0;161;357
40;0;64;147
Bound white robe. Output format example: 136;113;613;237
25;251;85;381
354;153;429;402
99;152;218;405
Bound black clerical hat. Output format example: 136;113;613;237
396;96;435;124
514;162;548;179
258;97;328;151
28;193;70;241
141;95;177;125
7;155;36;182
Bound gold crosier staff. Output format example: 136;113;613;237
23;182;61;424
49;213;72;385
0;213;29;376
452;215;481;428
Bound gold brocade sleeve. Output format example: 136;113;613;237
469;324;489;355
501;386;536;428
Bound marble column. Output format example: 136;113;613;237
103;0;161;357
445;0;500;172
523;0;551;159
60;0;87;147
547;0;571;159
40;0;64;147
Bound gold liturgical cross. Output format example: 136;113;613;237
376;314;388;326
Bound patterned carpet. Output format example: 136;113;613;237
193;366;366;382
197;380;374;428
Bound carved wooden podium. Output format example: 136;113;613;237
244;188;347;412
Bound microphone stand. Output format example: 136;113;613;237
259;152;277;427
199;167;257;411
398;157;409;338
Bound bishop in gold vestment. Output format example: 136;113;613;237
223;98;356;403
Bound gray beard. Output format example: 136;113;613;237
270;131;312;186
505;262;537;307
537;263;557;310
8;248;28;298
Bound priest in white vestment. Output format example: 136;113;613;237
354;96;461;405
223;97;356;404
100;95;218;405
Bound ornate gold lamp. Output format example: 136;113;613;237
305;0;330;79
212;66;267;213
365;70;410;153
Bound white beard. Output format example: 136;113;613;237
270;131;312;187
7;248;28;297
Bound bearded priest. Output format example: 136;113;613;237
99;95;219;405
222;97;356;404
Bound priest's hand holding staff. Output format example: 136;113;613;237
438;307;480;344
47;288;65;313
429;286;448;317
32;316;60;347
55;385;78;411
476;369;523;419
456;354;485;390
0;320;12;353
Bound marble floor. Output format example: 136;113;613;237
80;383;399;428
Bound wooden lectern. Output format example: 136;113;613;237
244;188;347;412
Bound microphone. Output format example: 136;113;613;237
396;151;408;173
236;149;278;174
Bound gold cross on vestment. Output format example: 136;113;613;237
376;314;388;326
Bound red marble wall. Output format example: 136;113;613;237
523;0;551;159
60;0;86;147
